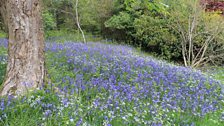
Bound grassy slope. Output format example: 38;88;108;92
137;49;224;85
44;42;224;125
209;67;224;84
0;40;223;126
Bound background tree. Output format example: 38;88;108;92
169;0;224;67
75;0;86;43
42;0;114;36
0;0;45;96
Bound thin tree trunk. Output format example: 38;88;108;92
0;0;45;96
75;0;86;43
188;16;192;66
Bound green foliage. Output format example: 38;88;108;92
124;0;168;15
0;62;6;85
105;12;133;30
133;15;180;60
104;0;224;64
105;0;179;60
42;0;114;35
1;0;222;64
41;0;182;61
0;47;6;85
0;31;6;38
42;11;56;31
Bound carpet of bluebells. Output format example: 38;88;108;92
0;38;224;126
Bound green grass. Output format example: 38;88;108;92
0;31;6;38
202;66;224;84
45;30;103;43
0;47;7;85
212;67;224;84
0;63;6;85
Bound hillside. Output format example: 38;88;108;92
0;39;224;125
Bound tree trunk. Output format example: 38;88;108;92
0;0;45;96
75;0;86;43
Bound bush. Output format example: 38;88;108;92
42;11;56;31
133;15;181;60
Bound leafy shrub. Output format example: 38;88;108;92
104;0;182;60
105;12;133;30
133;15;181;60
42;11;56;31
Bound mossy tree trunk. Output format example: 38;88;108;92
0;0;45;96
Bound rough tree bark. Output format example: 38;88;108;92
0;0;45;96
